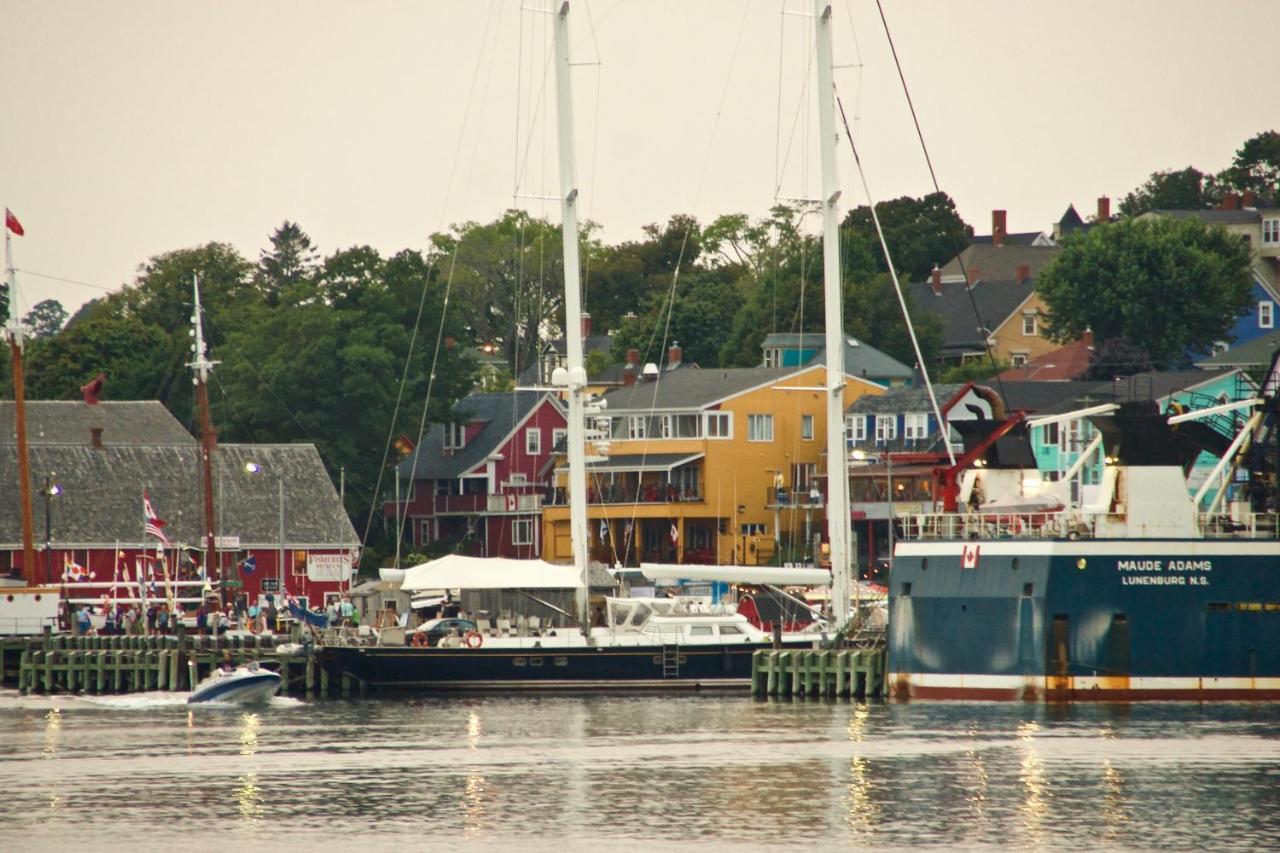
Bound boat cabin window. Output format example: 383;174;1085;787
689;626;713;636
718;625;743;635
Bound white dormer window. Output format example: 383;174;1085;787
903;413;927;441
525;428;542;455
1022;314;1038;336
1261;301;1274;329
763;349;780;368
444;423;467;450
1264;218;1280;245
628;416;647;440
875;415;897;444
845;415;866;444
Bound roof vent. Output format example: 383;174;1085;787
642;363;660;381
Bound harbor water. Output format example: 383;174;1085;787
3;691;1280;850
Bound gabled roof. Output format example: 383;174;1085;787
1057;204;1086;233
907;278;1037;353
0;401;196;446
761;332;913;380
599;365;871;412
397;391;561;481
1;443;357;548
1195;335;1280;369
969;231;1050;247
995;337;1094;382
1149;208;1268;226
846;383;968;415
937;244;1060;280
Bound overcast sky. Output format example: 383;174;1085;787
3;0;1275;319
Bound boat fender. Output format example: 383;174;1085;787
1010;516;1024;534
411;631;428;648
464;630;484;649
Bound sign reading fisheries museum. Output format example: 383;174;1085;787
307;553;353;583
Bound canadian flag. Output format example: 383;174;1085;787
961;544;981;569
4;208;23;236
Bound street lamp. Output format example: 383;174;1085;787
42;475;61;585
244;461;285;602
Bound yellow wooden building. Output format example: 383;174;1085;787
541;364;884;567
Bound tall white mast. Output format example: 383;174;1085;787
551;1;592;633
814;1;852;626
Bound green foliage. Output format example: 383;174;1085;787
1037;218;1253;369
1222;130;1280;202
841;192;972;281
1118;167;1221;217
24;299;68;338
939;358;1009;384
584;349;614;380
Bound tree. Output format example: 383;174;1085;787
23;299;69;339
1221;130;1280;203
939;358;1009;384
840;192;972;281
256;221;319;307
587;214;702;335
1081;337;1153;381
1118;167;1221;217
1037;218;1253;369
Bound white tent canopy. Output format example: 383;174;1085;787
400;555;584;592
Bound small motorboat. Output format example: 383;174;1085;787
188;663;283;705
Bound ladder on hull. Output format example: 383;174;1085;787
661;645;680;678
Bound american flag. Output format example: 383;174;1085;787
143;490;169;544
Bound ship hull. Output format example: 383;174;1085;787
321;641;776;691
888;539;1280;701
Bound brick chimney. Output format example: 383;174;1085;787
991;210;1007;247
580;312;592;337
966;268;980;288
1096;196;1111;223
1220;193;1241;211
930;266;942;295
90;427;104;449
667;341;683;370
1015;264;1031;285
1243;190;1257;208
1082;328;1094;350
626;348;639;368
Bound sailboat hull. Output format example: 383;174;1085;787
321;642;779;691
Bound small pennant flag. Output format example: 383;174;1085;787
961;544;981;570
239;555;257;575
670;523;679;546
4;208;23;236
62;554;91;582
143;490;170;544
599;519;609;541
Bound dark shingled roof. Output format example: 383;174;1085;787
601;366;809;412
398;391;560;481
846;383;968;415
0;401;195;446
2;443;357;549
760;333;913;381
996;370;1243;416
938;244;1061;280
969;231;1048;247
1196;335;1280;369
907;278;1036;354
1150;209;1269;225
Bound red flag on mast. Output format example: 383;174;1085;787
4;208;23;236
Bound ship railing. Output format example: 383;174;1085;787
897;512;1098;541
1197;512;1280;539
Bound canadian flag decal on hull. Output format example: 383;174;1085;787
961;544;981;569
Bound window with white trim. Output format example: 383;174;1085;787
747;414;774;442
628;416;647;440
1261;301;1274;329
1022;314;1038;336
846;415;866;444
512;518;534;546
903;412;928;442
1042;423;1060;447
444;423;466;450
763;349;779;367
801;414;814;441
1011;353;1029;367
552;428;567;449
875;415;897;443
704;411;732;439
525;428;541;455
1264;218;1280;245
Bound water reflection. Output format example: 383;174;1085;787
1017;719;1048;845
843;703;877;842
235;712;263;825
463;710;488;838
43;708;63;818
963;724;990;827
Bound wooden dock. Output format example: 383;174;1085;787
750;647;886;698
1;628;361;698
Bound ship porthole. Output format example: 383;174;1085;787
1076;558;1087;570
921;558;928;571
34;594;41;601
5;595;12;602
1011;558;1020;571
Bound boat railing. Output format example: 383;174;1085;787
897;512;1097;541
1197;512;1280;539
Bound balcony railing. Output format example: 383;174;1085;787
546;486;703;506
427;493;543;514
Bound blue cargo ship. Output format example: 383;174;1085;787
887;391;1280;701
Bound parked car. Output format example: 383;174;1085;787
411;617;478;647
